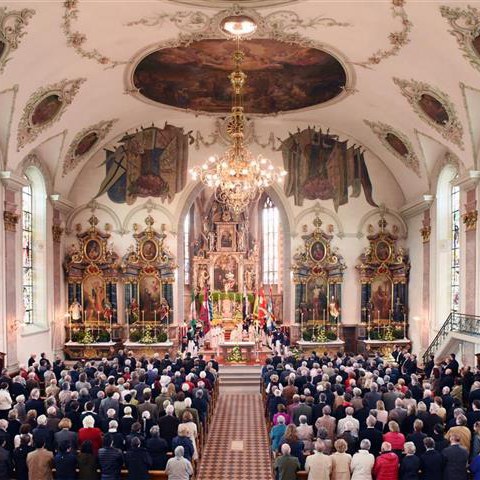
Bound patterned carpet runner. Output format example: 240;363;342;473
197;393;273;480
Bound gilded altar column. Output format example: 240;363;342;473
50;195;74;356
0;172;28;371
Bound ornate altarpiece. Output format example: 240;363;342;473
63;215;120;344
356;217;410;342
121;216;175;340
191;201;259;329
292;216;345;339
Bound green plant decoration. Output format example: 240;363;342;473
227;345;244;362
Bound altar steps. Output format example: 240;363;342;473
220;365;262;393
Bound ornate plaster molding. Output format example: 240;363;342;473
440;5;480;74
168;0;298;7
355;0;412;68
0;84;19;169
17;78;85;151
394;78;464;149
65;199;123;235
52;224;64;243
355;205;408;240
62;0;128;69
3;211;19;232
420;224;431;243
62;119;117;176
463;209;478;231
15;152;54;196
364;120;421;176
0;7;35;73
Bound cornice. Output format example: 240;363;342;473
0;171;28;191
49;194;75;215
399;194;434;219
453;170;480;191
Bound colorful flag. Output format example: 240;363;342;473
243;285;249;320
189;291;197;330
267;285;275;322
256;287;268;327
199;287;212;333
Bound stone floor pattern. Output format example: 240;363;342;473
197;393;273;480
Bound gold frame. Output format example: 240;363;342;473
84;238;103;263
374;240;392;263
217;224;236;252
309;239;327;263
140;238;159;263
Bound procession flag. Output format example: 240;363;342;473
257;287;268;327
243;285;249;320
199;287;211;333
189;291;197;330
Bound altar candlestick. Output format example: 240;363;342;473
377;310;380;335
367;312;371;340
323;309;326;327
142;310;145;337
97;311;100;338
109;313;112;342
67;313;72;342
84;310;87;323
126;309;130;341
154;310;157;341
300;311;304;336
403;313;407;339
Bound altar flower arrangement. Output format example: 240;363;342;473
227;345;244;363
79;329;95;344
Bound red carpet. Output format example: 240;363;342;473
197;393;273;480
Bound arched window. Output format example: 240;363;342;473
436;164;459;323
262;196;279;285
22;166;47;328
22;183;33;324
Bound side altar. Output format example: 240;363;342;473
191;201;259;332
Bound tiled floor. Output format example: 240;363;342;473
197;393;273;480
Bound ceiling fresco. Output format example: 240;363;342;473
132;38;347;114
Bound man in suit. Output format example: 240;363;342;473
441;433;469;480
292;396;313;426
467;400;480;429
364;383;382;410
136;391;159;424
158;405;180;450
26;438;54;480
446;354;459;378
382;383;400;411
406;419;427;456
274;443;300;480
99;391;119;421
359;415;383;456
420;437;443;480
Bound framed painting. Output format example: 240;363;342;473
371;275;393;321
217;224;236;252
140;239;158;262
213;255;238;292
306;276;328;320
309;240;326;263
84;238;102;262
139;274;161;321
375;240;391;263
82;274;106;322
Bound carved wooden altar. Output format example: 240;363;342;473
121;216;175;343
356;217;410;346
63;215;120;357
191;201;259;330
292;215;346;342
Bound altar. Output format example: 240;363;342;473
123;341;174;358
218;341;256;363
64;341;117;360
359;338;411;357
297;340;345;356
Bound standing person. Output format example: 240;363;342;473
274;443;300;480
0;384;12;421
331;439;352;480
304;440;332;480
441;433;469;480
419;437;442;480
351;439;375;480
373;442;399;480
125;436;152;480
77;441;98;480
165;446;193;480
26;438;54;480
98;436;123;480
54;441;77;480
399;442;420;480
78;416;103;455
0;438;10;480
13;435;34;480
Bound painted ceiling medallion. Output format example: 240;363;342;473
17;78;86;150
63;119;117;176
132;38;347;114
440;5;480;74
0;7;35;73
364;120;421;176
169;0;298;7
393;78;464;149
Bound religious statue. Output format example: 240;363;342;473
224;271;236;293
129;298;139;323
237;225;246;252
393;297;404;322
103;301;113;321
69;299;82;322
160;299;170;322
197;267;210;290
329;296;340;320
208;231;216;252
244;268;255;291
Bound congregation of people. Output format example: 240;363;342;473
0;350;219;479
263;347;480;480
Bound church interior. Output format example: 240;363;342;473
0;0;480;477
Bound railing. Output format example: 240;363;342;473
423;312;480;363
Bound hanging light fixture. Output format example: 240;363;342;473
190;15;287;215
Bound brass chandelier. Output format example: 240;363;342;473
190;16;287;215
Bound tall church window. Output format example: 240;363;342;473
262;196;279;285
22;183;33;324
184;212;190;285
451;184;460;312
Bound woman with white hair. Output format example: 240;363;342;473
351;439;374;480
78;414;103;455
399;442;420;480
181;411;198;460
296;415;314;453
373;442;399;480
166;446;193;480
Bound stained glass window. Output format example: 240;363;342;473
262;196;279;285
451;184;460;312
22;183;34;324
184;212;190;285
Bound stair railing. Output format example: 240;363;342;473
422;311;480;364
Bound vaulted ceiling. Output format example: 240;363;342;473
1;0;480;205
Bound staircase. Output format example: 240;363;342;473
219;365;262;393
423;312;480;364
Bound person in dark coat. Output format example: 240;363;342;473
98;436;124;480
12;434;34;480
32;416;54;452
171;427;195;462
77;441;98;480
0;438;11;480
441;433;469;480
54;418;78;451
146;426;169;470
420;437;443;480
124;437;152;480
54;441;77;480
399;442;420;480
359;415;383;457
103;421;124;451
158;405;180;450
406;420;427;456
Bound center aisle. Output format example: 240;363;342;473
197;393;273;480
